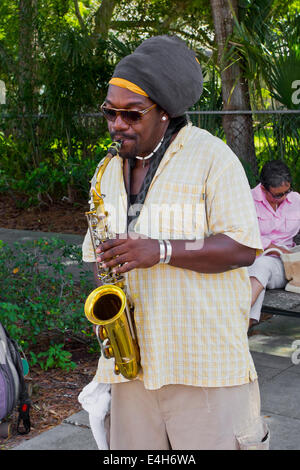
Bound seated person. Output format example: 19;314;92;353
248;160;300;328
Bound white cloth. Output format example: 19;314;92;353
78;381;111;450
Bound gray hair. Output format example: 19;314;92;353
260;160;292;190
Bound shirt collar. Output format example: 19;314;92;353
252;184;264;202
166;121;190;154
147;123;189;183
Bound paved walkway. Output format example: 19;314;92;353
0;227;84;246
1;228;300;451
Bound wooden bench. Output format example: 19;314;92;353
262;289;300;318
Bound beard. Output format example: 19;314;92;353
119;149;137;160
110;132;138;160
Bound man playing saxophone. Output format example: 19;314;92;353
82;35;269;450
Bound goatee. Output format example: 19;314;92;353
110;133;137;160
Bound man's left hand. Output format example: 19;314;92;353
96;232;160;274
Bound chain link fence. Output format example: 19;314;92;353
1;108;299;159
0;109;300;200
187;110;300;157
188;109;300;188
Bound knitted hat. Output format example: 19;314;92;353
110;35;203;117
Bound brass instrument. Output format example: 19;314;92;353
84;141;140;380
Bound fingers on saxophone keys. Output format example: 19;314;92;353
97;249;113;263
96;255;108;269
97;238;116;251
97;244;124;261
96;244;104;254
113;261;135;274
97;252;119;269
100;253;126;270
96;236;125;253
96;242;113;257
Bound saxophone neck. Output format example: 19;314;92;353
90;141;122;210
92;155;112;212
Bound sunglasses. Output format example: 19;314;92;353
100;102;157;124
267;188;292;199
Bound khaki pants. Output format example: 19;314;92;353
109;379;269;450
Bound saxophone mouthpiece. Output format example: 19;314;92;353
108;141;122;156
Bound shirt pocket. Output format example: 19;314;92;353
257;214;274;236
285;215;300;234
148;181;207;240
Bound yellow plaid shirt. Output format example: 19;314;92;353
82;123;262;389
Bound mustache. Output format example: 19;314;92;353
110;132;136;142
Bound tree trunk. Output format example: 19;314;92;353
93;0;117;41
18;0;34;116
19;0;40;167
210;0;258;177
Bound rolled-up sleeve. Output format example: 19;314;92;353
206;157;263;255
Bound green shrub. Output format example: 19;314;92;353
29;344;76;372
0;237;96;369
0;134;112;206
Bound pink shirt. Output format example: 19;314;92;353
252;184;300;249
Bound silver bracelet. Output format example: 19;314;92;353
164;239;172;264
158;239;166;264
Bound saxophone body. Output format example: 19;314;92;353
84;141;140;380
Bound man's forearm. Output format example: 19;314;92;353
168;234;256;273
96;233;257;275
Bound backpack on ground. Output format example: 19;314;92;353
0;322;31;435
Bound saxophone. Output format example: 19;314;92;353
84;141;140;380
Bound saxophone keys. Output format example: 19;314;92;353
114;364;120;375
104;346;114;359
102;338;114;359
99;325;108;341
